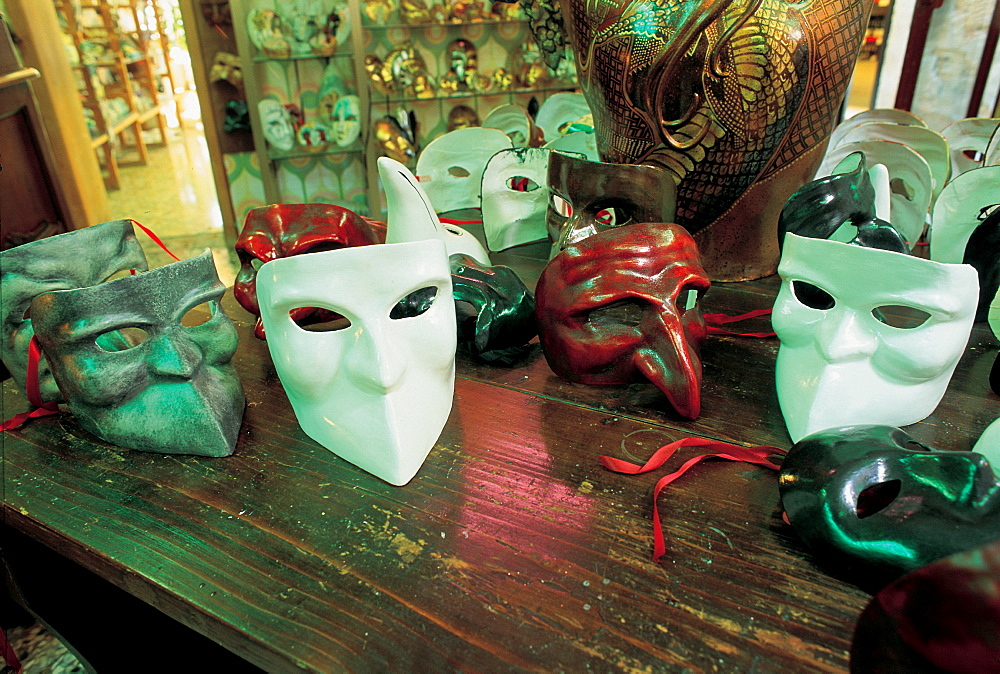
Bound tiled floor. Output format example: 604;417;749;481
105;103;241;286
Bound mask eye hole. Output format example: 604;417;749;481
676;287;703;314
890;178;914;201
872;305;931;329
507;176;539;192
586;299;645;328
182;301;215;327
390;286;438;320
963;149;984;163
594;208;616;227
95;326;148;352
448;166;471;178
791;280;835;310
290;307;352;332
550;194;573;218
856;479;902;518
978;203;999;221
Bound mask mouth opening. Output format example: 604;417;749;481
855;479;902;518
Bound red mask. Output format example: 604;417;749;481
234;204;381;338
535;222;711;419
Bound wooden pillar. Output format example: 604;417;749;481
894;0;944;111
3;0;111;228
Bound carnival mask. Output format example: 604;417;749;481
481;147;551;251
208;51;243;93
773;234;978;443
258;98;295;152
535;92;591;143
941;117;1000;177
374;116;416;165
0;219;148;404
234;203;381;339
778;152;908;253
447;105;480;132
256;236;455;485
414;127;513;213
482;104;534;148
779;425;1000;587
331;95;361;147
29;251;245;456
930;165;1000;264
535;221;710;419
546;151;677;253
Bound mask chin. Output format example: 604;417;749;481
28;251;245;457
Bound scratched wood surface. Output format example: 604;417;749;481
2;252;998;671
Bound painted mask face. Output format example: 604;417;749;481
331;95;361;147
0;219;148;403
374;116;415;165
773;234;979;443
481;147;551;251
414;127;513;213
779;152;908;253
209;51;242;92
546;151;677;253
447;105;480;132
29;252;245;456
779;424;1000;586
256;240;455;486
259;99;295;152
535;221;710;419
234;203;381;339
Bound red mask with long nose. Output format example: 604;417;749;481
535;221;711;419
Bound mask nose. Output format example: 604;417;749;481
148;332;203;379
814;310;878;363
346;324;407;394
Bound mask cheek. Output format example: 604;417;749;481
188;314;240;367
772;302;828;348
63;348;150;408
872;324;966;382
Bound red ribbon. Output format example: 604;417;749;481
1;336;59;432
703;308;776;338
130;219;181;262
600;437;785;561
0;626;22;674
438;217;483;226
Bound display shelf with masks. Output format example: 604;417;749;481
230;0;373;216
52;0;178;190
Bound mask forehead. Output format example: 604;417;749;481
256;240;456;486
28;252;243;456
415;127;513;212
546;151;677;248
0;219;148;400
481;147;551;251
779;424;1000;584
536;221;710;418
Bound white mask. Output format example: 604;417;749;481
257;157;458;485
384;156;490;265
481;147;550;251
543;130;599;162
482;104;532;147
773;234;978;443
414;127;512;213
331;95;361;147
929;166;1000;264
941;117;1000;178
259;98;295;152
534;92;591;143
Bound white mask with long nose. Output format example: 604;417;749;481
773;234;978;443
256;161;456;486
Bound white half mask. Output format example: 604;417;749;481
818;139;932;249
987;125;1000;166
383;156;490;265
258;98;295;152
257;162;457;485
773;234;978;443
827;108;927;151
941;117;1000;177
481;147;550;251
534;92;591;143
929;166;1000;263
836;122;950;203
972;416;1000;468
414;127;512;213
482;104;532;148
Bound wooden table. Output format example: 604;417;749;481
3;246;998;672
